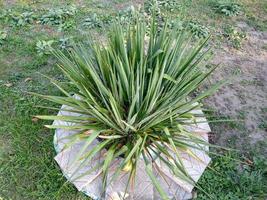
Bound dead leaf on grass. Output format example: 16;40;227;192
24;77;33;82
31;117;39;122
3;83;13;87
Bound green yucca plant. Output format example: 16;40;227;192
35;15;224;199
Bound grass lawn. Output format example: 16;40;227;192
0;0;266;199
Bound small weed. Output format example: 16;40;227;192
39;5;76;26
0;9;12;22
58;20;75;31
59;37;73;50
145;0;181;13
231;67;242;75
115;6;136;25
0;9;36;27
144;0;161;16
166;19;184;30
186;21;209;38
237;110;246;120
214;0;241;16
240;78;264;87
0;30;7;45
36;40;54;55
157;0;181;12
36;38;73;55
161;19;209;39
258;120;267;131
260;107;267;114
11;11;36;26
262;44;267;51
83;13;103;28
222;25;246;49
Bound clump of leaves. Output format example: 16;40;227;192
214;1;241;16
59;37;73;50
58;20;75;31
145;0;182;14
0;9;14;23
0;9;36;26
114;6;136;25
186;21;209;38
0;30;7;45
11;11;36;26
36;40;54;55
222;25;246;49
0;9;9;20
165;19;184;30
157;0;181;12
83;13;103;28
35;16;224;199
39;5;76;25
144;0;161;16
166;20;209;39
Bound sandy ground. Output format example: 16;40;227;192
206;23;267;152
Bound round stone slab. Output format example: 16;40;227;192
53;104;211;200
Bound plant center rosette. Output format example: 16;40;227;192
35;13;224;200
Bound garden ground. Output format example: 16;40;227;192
0;0;266;199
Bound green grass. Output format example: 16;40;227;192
197;153;267;200
0;0;267;199
0;84;88;200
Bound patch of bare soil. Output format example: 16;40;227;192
206;22;267;153
2;0;17;7
102;0;144;10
